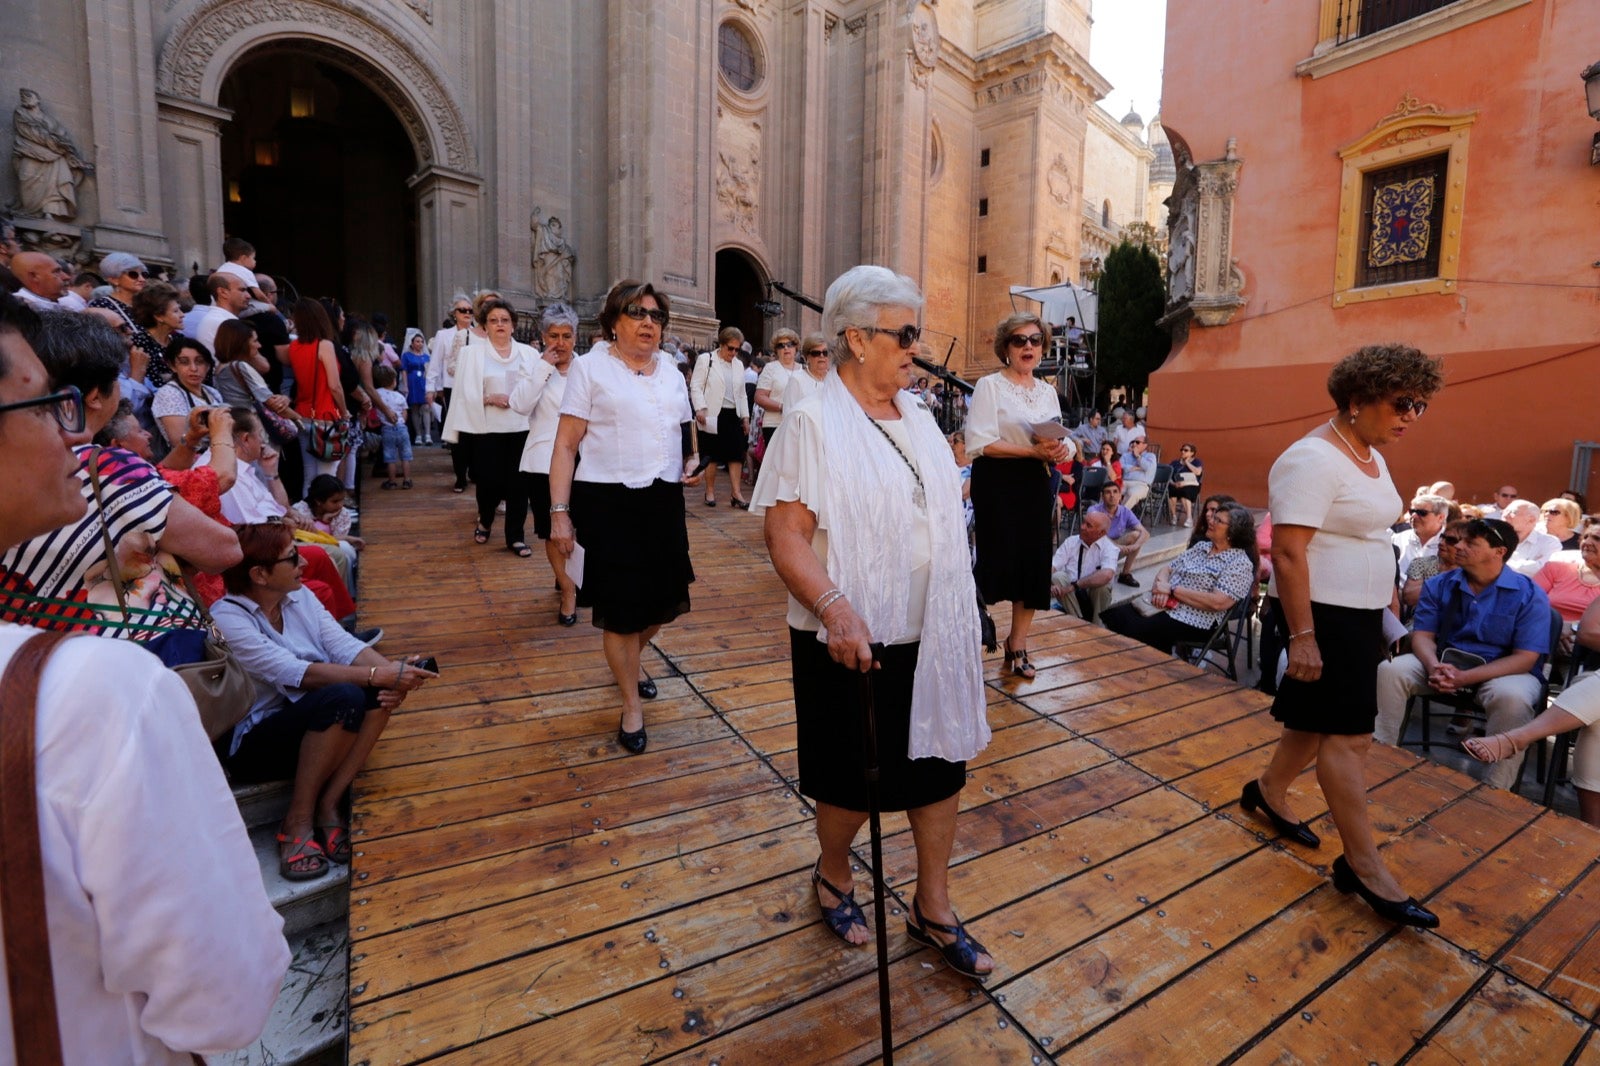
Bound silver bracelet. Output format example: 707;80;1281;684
812;589;847;618
549;503;571;514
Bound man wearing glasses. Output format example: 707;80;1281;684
1374;518;1552;789
1392;493;1453;582
1480;484;1518;520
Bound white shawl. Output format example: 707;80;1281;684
814;373;990;762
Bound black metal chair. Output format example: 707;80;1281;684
1138;465;1173;527
1173;593;1256;682
1533;647;1599;807
1066;466;1108;538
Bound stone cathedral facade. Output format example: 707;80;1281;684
5;0;1135;374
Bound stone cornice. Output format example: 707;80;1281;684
975;34;1112;103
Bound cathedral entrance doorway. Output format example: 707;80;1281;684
714;247;769;352
219;50;419;327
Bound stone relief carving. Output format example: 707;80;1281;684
1161;149;1245;328
1372;93;1444;129
404;0;432;23
909;10;938;89
715;150;760;236
15;220;95;267
1166;190;1196;304
11;90;95;221
1047;153;1073;207
529;208;575;302
156;0;474;172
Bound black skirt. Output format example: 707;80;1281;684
1269;599;1385;736
571;479;694;633
790;628;967;812
705;408;745;465
971;455;1054;610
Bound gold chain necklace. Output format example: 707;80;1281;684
1327;418;1375;465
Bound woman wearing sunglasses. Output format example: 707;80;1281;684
754;265;992;980
1248;343;1444;929
690;326;752;508
89;251;171;387
781;334;832;410
964;312;1070;680
549;280;701;755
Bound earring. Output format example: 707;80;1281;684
856;353;866;364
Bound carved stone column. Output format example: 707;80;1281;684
409;166;485;327
84;0;170;262
1161;146;1246;329
155;95;231;276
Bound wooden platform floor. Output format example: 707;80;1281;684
348;451;1600;1065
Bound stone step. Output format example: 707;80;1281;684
208;919;347;1066
249;822;351;937
233;778;293;831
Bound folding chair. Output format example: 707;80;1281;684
1138;465;1173;527
1173;594;1255;681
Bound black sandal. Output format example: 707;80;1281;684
1003;641;1036;680
906;897;991;981
473;525;489;544
510;542;534;558
812;859;868;946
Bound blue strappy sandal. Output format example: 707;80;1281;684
811;859;868;945
906;897;992;982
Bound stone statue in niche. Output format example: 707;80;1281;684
529;208;575;302
11;90;94;221
1166;192;1197;305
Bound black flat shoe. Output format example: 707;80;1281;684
1331;855;1439;929
905;897;991;982
617;719;648;755
1240;780;1321;848
557;612;578;627
731;497;750;510
704;497;717;507
637;678;658;700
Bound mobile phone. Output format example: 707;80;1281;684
413;655;439;674
198;408;211;428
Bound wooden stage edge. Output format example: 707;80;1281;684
347;451;1600;1065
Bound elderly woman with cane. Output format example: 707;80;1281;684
753;265;994;980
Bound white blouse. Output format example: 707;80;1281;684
561;342;693;487
441;340;540;440
964;372;1064;457
783;366;830;410
512;357;569;475
1267;436;1403;610
754;359;797;429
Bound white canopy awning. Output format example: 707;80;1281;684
1008;283;1097;332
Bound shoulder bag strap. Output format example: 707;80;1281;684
85;447;130;614
0;630;72;1066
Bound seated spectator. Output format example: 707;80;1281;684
1463;596;1600;824
1534;521;1600;651
10;250;67;311
151;335;225;450
1374;518;1553;790
1392;493;1454;583
1119;436;1157;511
1428;480;1456;502
1561;489;1589;513
290;474;365;553
1166;443;1203;526
0;291;288;1063
1501;498;1562;576
1077;409;1107;454
212;522;434;880
59;270;101;312
1101;503;1257;652
1540;497;1582;552
1402;518;1470;613
1479;484;1518;520
0;312;240;636
1065;316;1085;352
1088;439;1122;489
1050;509;1119;622
1087;482;1150;587
1112;409;1145;454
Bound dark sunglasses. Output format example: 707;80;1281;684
269;546;301;568
774;340;797;349
804;348;828;358
1006;332;1045;349
123;270;147;280
1439;534;1462;545
1390;396;1428;417
1542;507;1563;515
841;324;922;350
622;303;668;325
1496;491;1516;499
0;385;84;433
453;307;472;315
1408;507;1435;516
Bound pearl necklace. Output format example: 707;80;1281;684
1327;418;1375;465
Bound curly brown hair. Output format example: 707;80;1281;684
1326;343;1444;414
992;311;1047;365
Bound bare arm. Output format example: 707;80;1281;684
318;341;349;417
754;387;781;414
764;499;875;672
547;415;587;556
157;495;243;573
1270;523;1321;682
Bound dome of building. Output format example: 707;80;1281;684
1120;105;1144;129
1148;115;1176;184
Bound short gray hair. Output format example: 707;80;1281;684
822;265;924;367
1503;499;1540;520
99;251;146;279
538;301;579;335
1409;493;1450;516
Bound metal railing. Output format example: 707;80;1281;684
1335;0;1456;44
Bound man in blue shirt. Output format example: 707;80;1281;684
1375;518;1552;789
1087;481;1149;587
1120;437;1158;511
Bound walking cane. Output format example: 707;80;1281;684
859;642;894;1065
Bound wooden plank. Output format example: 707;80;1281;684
1406;976;1588;1066
1499;863;1600;1008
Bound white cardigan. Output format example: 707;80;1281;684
441;340;540;440
512;356;568;474
690;351;750;430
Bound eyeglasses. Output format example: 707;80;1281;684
453;307;472;315
1496;491;1517;499
1439;534;1462;545
1006;333;1045;349
1131;440;1146;447
841;324;922;350
1542;507;1563;515
804;348;828;358
1409;507;1434;516
774;340;796;349
123;270;146;280
1389;396;1429;417
621;303;668;325
0;385;84;433
268;547;301;568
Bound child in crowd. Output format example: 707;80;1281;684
290;474;365;552
949;430;975;561
400;328;432;445
215;236;270;305
372;364;413;489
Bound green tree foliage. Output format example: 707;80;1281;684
1095;240;1170;407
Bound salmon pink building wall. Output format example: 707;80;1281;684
1151;0;1599;508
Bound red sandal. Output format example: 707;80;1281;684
277;832;328;881
315;823;352;865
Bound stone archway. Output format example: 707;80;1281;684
153;0;481;319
